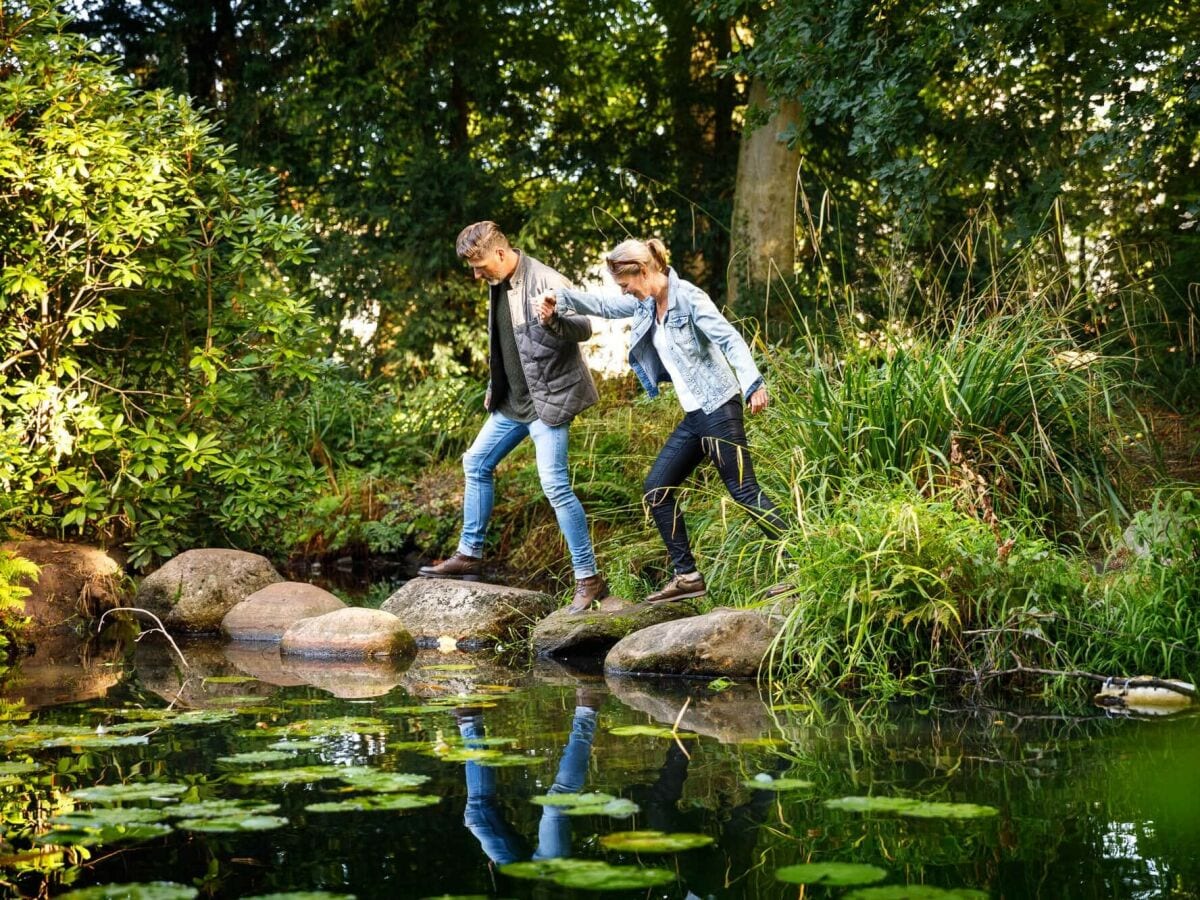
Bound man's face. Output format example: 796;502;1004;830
466;247;511;285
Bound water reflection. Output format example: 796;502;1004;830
0;639;1197;899
458;688;601;866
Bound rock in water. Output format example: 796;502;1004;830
137;549;282;634
532;597;694;658
604;606;778;678
222;582;346;643
381;579;556;649
280;607;417;662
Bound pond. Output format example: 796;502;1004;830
0;635;1197;899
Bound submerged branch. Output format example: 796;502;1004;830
98;606;191;670
935;664;1197;699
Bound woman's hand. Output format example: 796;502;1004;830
538;290;558;324
748;386;769;414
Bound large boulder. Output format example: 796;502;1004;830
279;607;417;662
381;579;556;649
136;549;282;634
222;582;346;643
604;606;778;678
2;538;127;632
531;597;694;658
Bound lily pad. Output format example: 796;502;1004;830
475;754;543;768
530;793;639;818
284;717;388;736
40;733;150;750
52;808;171;828
775;863;888;886
166;800;281;819
337;771;430;792
607;725;697;740
0;761;43;784
304;794;440;813
231;765;372;787
59;883;198;899
743;776;815;792
101;708;175;721
843;887;989;900
171;710;239;726
384;705;459;715
69;783;189;804
37;822;174;847
268;740;323;751
0;761;43;776
177;814;289;833
600;830;714;853
446;735;518;748
500;859;674;891
531;792;617;808
244;894;357;900
202;675;258;684
426;747;503;763
825;796;999;819
216;750;298;766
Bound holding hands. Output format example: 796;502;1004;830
538;290;558;325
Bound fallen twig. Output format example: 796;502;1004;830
671;696;692;759
98;607;191;670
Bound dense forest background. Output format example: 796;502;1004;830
2;0;1198;686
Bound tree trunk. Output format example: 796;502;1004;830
728;79;802;318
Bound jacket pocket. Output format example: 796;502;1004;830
547;367;582;393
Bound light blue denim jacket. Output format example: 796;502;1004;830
554;268;764;414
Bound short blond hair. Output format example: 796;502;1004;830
605;238;669;278
456;221;511;259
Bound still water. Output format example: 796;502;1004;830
0;636;1197;899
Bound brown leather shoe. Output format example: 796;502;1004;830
568;574;609;613
417;552;482;580
646;571;706;603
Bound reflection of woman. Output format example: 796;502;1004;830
540;239;788;604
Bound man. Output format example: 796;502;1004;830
417;221;608;613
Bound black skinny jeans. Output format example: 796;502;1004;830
643;396;787;575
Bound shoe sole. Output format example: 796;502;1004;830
417;572;483;582
646;588;706;604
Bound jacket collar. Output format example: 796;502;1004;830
507;249;528;291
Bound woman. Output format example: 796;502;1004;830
539;238;788;605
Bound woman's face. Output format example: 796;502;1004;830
613;268;652;299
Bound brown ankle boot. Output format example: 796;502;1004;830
417;552;482;580
568;574;609;613
646;571;706;603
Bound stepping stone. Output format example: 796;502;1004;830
381;578;556;649
604;606;778;678
280;607;417;661
137;549;282;634
532;596;695;658
222;582;346;643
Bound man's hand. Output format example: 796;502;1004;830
748;386;769;414
538;290;558;324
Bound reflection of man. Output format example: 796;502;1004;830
457;687;603;865
418;221;608;613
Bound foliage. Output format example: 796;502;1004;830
1;1;333;567
75;0;735;375
0;549;37;652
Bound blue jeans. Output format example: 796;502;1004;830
457;411;597;579
460;708;598;864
